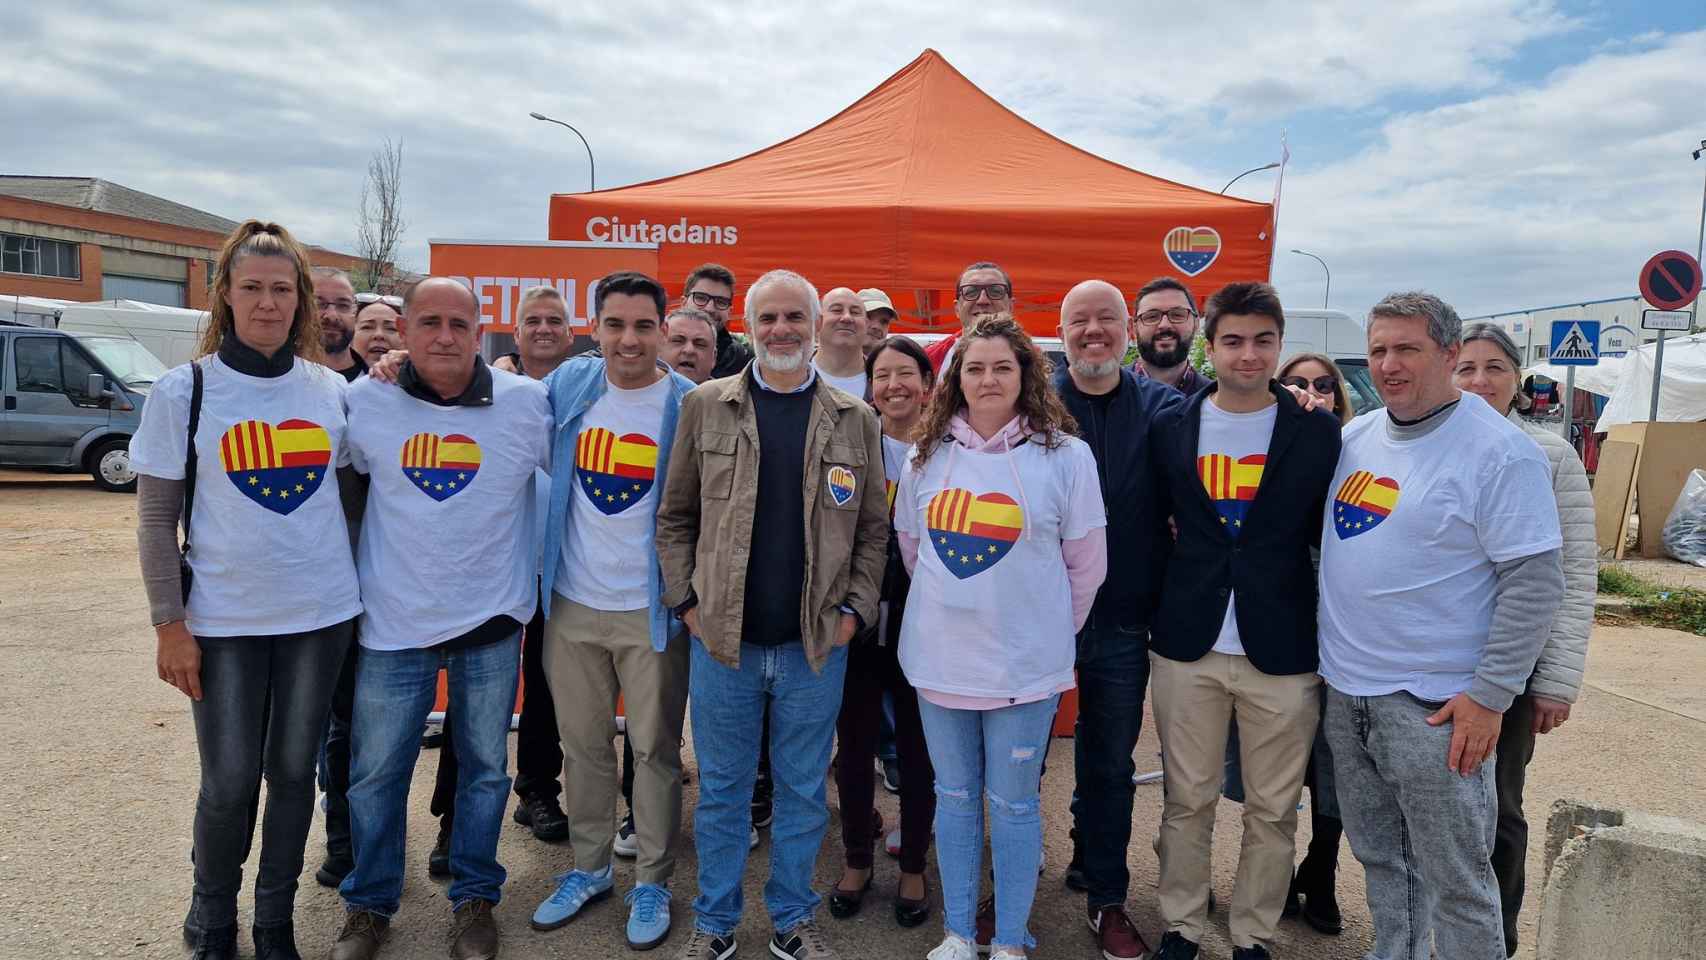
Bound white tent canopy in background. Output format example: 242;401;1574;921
1597;333;1706;429
1525;354;1633;398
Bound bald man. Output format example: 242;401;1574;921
813;287;869;397
1052;279;1186;960
333;276;554;960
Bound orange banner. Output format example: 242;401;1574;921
428;240;659;334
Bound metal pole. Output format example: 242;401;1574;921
529;112;596;192
1563;365;1576;445
1692;145;1705;333
1220;162;1280;194
1292;249;1330;308
1649;331;1666;421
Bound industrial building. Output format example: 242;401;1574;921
0;175;362;310
1464;295;1692;366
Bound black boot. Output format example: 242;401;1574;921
254;921;303;960
1065;827;1088;891
1297;812;1344;935
187;923;238;960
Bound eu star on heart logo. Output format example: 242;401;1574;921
827;465;857;506
1163;226;1221;276
1333;470;1400;539
926;488;1023;580
400;432;482;502
576;427;658;516
219;418;331;516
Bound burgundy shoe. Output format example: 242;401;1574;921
974;895;994;954
1088;905;1149;960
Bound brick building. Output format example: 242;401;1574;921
0;175;363;310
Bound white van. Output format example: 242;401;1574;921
54;300;207;368
1280;309;1381;414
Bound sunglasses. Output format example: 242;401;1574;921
956;282;1012;302
356;292;404;309
687;290;733;310
1280;374;1338;394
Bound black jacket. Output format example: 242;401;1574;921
1150;382;1342;675
1053;367;1186;633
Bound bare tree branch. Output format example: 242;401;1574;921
356;138;406;292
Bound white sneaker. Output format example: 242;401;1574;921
614;812;638;858
927;934;978;960
750;826;760;850
989;951;1026;960
885;828;902;858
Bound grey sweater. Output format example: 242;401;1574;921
1387;405;1565;713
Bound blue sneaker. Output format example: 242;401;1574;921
625;883;673;950
531;865;614;931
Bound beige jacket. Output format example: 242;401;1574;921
655;370;890;671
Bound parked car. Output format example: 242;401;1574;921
0;320;164;492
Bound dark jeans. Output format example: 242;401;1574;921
318;637;360;859
1068;622;1149;909
431;605;562;823
189;620;353;931
834;638;934;874
1492;694;1538;957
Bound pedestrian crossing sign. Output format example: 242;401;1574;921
1549;320;1599;365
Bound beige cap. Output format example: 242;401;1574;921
858;287;896;316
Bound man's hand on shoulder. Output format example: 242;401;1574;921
367;349;409;383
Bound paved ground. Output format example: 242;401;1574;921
3;475;1704;959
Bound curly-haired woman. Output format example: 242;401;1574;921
892;315;1108;960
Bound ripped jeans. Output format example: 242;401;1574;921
918;693;1060;951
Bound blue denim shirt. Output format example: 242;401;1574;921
539;355;698;650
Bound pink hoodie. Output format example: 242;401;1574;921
897;413;1108;709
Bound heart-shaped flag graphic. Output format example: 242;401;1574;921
575;427;658;516
219;418;331;516
1333;470;1400;540
926;488;1023;580
400;432;482;502
1163;226;1221;277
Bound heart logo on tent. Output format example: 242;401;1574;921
1163;226;1221;277
400;432;482;502
1333;470;1400;539
925;488;1023;580
218;418;332;516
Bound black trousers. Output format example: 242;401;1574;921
834;637;934;874
431;604;562;822
191;620;352;930
1492;693;1539;958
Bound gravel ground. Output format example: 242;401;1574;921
3;474;1703;959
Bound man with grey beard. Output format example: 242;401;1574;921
1049;279;1185;960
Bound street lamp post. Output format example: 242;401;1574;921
530;111;596;192
1219;162;1281;194
1291;249;1330;308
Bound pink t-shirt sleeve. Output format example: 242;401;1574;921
898;531;921;577
1062;527;1107;634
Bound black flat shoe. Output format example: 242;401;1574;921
894;878;931;928
253;921;302;960
827;872;873;919
187;923;238;960
1298;870;1344;936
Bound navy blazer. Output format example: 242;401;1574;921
1150;382;1342;676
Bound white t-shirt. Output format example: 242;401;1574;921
558;375;670;611
1317;394;1562;701
895;435;1105;700
128;355;362;637
881;433;909;518
815;360;867;400
346;369;553;651
1197;399;1278;656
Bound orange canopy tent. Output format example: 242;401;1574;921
548;49;1275;336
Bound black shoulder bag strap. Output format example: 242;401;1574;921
179;362;203;603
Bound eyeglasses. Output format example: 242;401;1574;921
356;292;404;309
1280;374;1339;394
1135;307;1196;326
315;297;356;315
956;283;1011;302
687;290;733;310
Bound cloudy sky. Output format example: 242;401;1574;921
5;0;1703;320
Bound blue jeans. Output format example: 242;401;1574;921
1325;688;1504;960
1068;623;1149;908
918;694;1060;951
689;639;848;936
339;634;521;916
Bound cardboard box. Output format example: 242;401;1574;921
1603;422;1706;558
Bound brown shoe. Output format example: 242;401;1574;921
450;899;500;960
974;896;994;954
1088;905;1150;960
330;911;389;960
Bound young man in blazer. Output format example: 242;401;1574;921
1146;282;1343;960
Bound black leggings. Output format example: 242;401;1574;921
188;620;353;931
